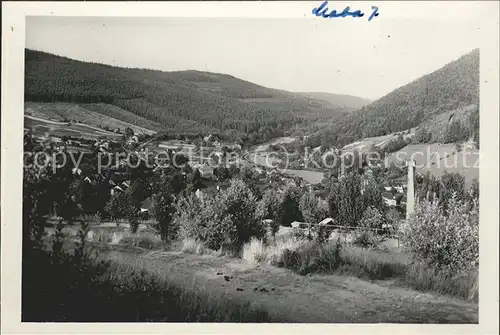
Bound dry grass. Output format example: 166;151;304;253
250;235;478;302
89;229;166;250
241;235;305;264
180;238;207;255
118;232;165;250
402;263;478;302
338;244;409;279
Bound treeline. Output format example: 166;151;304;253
25;49;344;145
303;49;480;148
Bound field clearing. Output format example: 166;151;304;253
247;136;326;184
254;136;297;152
95;248;478;323
386;143;479;186
282;169;325;184
342;129;416;152
24;115;122;140
25;102;157;135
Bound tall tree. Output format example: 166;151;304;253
280;185;304;226
299;190;324;224
328;172;364;227
150;188;176;241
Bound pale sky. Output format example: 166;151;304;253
26;16;481;101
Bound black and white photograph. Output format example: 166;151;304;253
1;1;499;332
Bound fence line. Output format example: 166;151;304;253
291;222;402;246
291;222;396;232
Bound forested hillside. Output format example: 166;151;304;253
304;49;480;148
25;49;352;144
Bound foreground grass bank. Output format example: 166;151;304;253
22;246;272;322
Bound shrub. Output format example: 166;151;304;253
385;208;401;232
175;179;264;252
359;206;384;229
276;240;343;275
315;224;330;244
352;206;384;249
268;235;304;263
401;193;478;273
352;229;380;249
150;191;177;241
299;190;325;225
129;217;139;234
81;212;102;225
255;189;282;240
280;185;304;226
118;233;165;250
241;238;267;264
105;192;135;220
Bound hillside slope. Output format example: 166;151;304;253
305;49;479;148
25;102;160;135
25;49;350;143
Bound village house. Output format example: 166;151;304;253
198;165;214;179
262;219;274;226
110;185;124;196
121;180;131;190
195;188;206;202
383;197;397;207
394;185;405;193
72;167;82;176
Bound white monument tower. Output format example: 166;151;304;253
405;158;416;220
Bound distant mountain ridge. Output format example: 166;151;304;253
296;92;371;110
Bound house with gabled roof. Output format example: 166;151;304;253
121;180;131;189
110;185;125;196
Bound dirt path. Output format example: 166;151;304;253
104;250;478;323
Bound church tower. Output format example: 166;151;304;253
406;158;416;220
